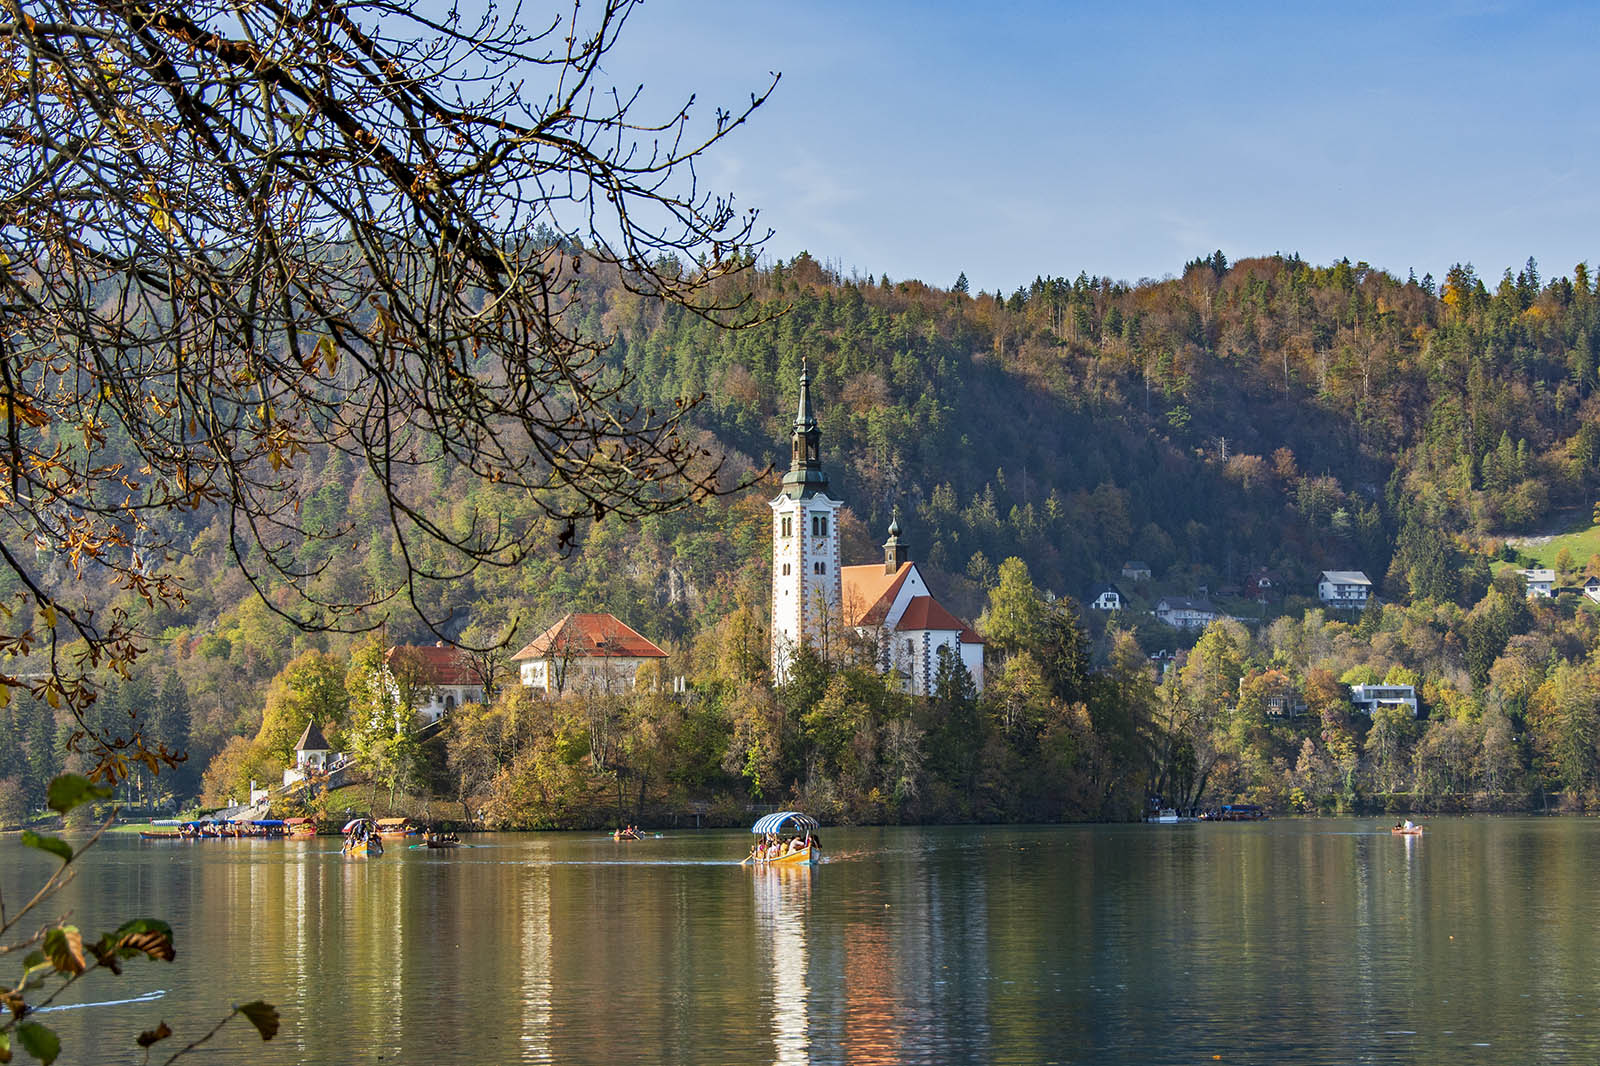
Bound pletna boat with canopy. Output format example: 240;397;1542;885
341;817;383;858
745;811;820;865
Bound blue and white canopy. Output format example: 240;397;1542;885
751;811;819;835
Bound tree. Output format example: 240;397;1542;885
980;557;1045;661
255;650;347;766
0;0;776;771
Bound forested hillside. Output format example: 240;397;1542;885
7;249;1600;823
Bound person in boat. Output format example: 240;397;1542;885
1403;819;1415;830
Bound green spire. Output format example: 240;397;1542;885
781;361;827;499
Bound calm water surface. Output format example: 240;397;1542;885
5;818;1600;1064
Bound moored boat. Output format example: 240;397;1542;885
285;817;317;838
374;817;422;839
744;811;821;866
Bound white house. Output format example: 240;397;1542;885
1585;577;1600;603
511;612;667;694
1154;596;1222;630
1517;568;1555;598
1089;584;1126;611
1317;570;1371;607
385;642;486;724
1349;683;1419;718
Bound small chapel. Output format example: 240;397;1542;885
770;366;984;695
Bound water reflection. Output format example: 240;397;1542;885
753;867;810;1064
9;820;1600;1064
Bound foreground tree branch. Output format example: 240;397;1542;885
0;0;775;772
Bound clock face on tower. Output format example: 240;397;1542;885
813;538;827;552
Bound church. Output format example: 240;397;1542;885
770;366;984;695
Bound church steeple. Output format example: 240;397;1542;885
781;361;828;499
883;512;908;573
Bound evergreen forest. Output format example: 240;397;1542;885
8;249;1600;826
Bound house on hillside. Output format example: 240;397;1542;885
1247;568;1279;604
1585;577;1600;603
1088;584;1126;611
1240;671;1306;719
511;612;667;694
1516;568;1555;598
1349;682;1419;718
1154;596;1222;630
1317;570;1371;607
385;642;486;724
1121;561;1152;581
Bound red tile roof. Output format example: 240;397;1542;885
897;596;984;643
385;643;478;685
510;613;667;661
840;563;913;627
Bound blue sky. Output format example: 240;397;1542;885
609;1;1599;294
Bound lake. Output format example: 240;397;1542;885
5;817;1600;1064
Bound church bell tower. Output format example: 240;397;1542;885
770;362;842;683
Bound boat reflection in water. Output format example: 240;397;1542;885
752;859;812;1065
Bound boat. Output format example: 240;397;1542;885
1391;824;1425;836
284;817;317;838
374;817;422;839
744;811;821;866
1204;804;1268;822
341;818;384;857
411;833;463;849
613;826;642;841
138;830;188;840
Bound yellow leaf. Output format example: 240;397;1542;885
44;687;59;709
41;604;56;629
315;335;338;375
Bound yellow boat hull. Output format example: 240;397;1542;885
750;845;817;866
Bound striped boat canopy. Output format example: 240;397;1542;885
751;811;819;835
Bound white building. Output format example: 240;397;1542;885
1154;596;1222;630
1349;683;1419;718
384;642;486;724
771;366;983;695
282;720;341;788
1089;584;1125;611
769;363;843;685
1317;570;1372;607
1517;568;1555;598
511;613;667;694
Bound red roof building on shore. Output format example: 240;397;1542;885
510;613;667;694
384;642;486;723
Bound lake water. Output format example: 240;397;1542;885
5;818;1600;1064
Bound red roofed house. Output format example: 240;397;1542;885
772;365;983;696
510;612;668;694
384;642;486;725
